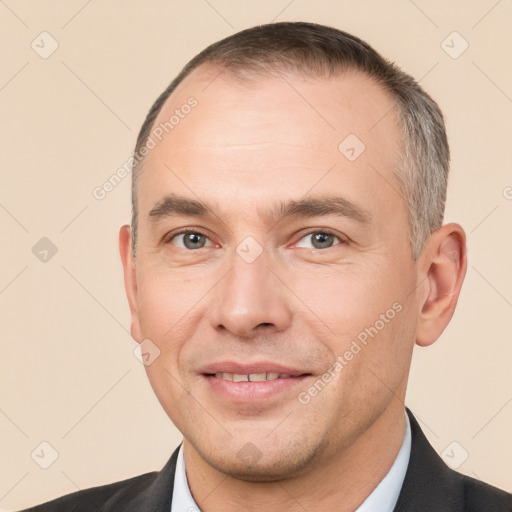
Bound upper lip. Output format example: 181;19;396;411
199;361;310;376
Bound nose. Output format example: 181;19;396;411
209;248;293;338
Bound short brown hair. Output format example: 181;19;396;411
131;21;449;259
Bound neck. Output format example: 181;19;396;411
183;403;407;512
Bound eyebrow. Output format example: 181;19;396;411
148;193;372;225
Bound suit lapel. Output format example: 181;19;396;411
393;410;462;512
124;444;180;512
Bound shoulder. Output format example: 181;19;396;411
396;409;512;511
17;445;181;512
459;473;512;512
18;470;159;512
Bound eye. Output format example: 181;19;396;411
168;230;214;250
295;231;343;250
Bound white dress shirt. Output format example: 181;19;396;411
171;412;411;512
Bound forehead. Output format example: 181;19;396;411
137;64;403;220
153;64;399;149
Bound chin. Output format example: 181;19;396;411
195;435;326;482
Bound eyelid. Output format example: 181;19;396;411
164;227;348;249
165;228;215;247
292;228;348;248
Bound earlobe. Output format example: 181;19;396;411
415;224;467;347
119;225;142;343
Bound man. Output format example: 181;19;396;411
21;21;512;512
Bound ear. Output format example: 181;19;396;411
119;225;142;343
415;223;467;347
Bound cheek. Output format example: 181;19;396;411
293;262;416;391
135;271;198;412
135;263;210;335
289;263;404;340
134;263;225;384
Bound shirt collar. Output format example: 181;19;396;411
356;411;412;512
171;412;411;512
170;441;198;512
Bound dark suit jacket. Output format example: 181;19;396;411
19;409;512;511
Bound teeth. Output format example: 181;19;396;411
248;373;267;382
214;372;294;381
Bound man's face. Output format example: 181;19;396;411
126;66;423;479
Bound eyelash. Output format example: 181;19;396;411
296;228;346;248
165;228;346;249
165;228;212;245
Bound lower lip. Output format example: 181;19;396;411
203;374;312;403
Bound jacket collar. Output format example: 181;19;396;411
393;408;462;511
131;444;180;511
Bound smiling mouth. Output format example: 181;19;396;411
202;370;313;403
206;372;310;382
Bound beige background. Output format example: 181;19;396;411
1;0;511;509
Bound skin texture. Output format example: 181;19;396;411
119;65;467;511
